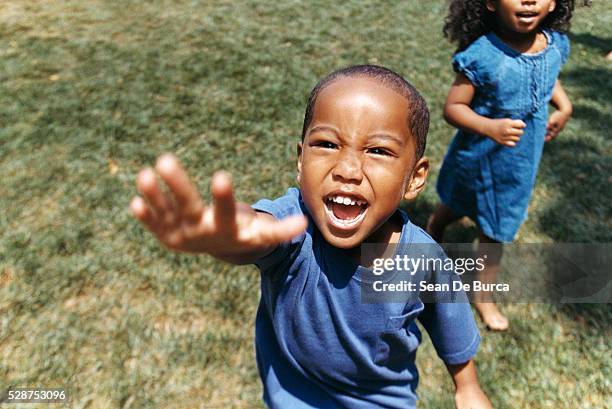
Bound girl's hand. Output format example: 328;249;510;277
484;118;526;147
454;384;492;409
130;154;307;263
547;80;572;142
545;110;571;141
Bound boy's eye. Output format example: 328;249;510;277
314;141;338;149
368;147;393;156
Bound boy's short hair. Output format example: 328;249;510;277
301;65;429;159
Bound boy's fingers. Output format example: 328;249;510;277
512;120;526;129
155;154;204;222
211;171;237;232
137;168;176;224
259;215;308;244
130;196;159;232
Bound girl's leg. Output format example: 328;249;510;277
426;203;461;242
473;232;508;331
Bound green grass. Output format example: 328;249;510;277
1;1;610;408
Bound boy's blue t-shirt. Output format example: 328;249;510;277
252;188;480;409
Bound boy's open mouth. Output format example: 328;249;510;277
324;194;369;229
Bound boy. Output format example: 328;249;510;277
131;65;491;408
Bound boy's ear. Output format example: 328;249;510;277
486;0;496;12
549;0;556;12
296;142;303;184
403;157;429;201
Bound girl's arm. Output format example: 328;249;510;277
546;79;572;141
446;360;492;409
130;154;307;264
444;73;526;147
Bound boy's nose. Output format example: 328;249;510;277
332;151;363;184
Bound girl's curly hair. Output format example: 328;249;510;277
443;0;575;52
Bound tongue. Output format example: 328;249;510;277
331;202;362;220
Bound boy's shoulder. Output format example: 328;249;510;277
252;187;306;220
406;217;437;244
251;188;309;272
395;208;440;246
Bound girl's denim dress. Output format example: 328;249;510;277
437;30;570;242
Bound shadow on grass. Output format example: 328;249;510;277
571;104;610;132
535;63;612;326
536;66;611;243
563;67;612;107
401;199;435;232
555;303;611;330
569;32;611;56
402;199;480;243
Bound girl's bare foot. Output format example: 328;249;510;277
474;302;509;331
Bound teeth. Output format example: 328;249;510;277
324;197;368;229
327;195;366;206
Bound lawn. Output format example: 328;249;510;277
0;1;610;408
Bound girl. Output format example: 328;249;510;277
428;0;574;330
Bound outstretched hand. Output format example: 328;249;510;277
130;154;307;262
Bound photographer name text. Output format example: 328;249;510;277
372;280;510;292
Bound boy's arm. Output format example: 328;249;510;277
545;79;572;141
444;73;526;147
446;360;492;409
130;154;307;264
